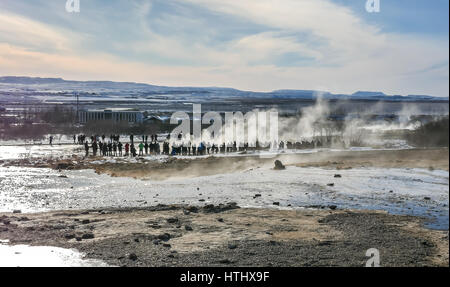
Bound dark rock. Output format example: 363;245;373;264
76;237;82;242
424;197;431;200
153;239;161;245
217;218;224;222
157;233;171;241
162;243;171;248
274;160;286;170
12;210;21;214
81;219;90;224
422;241;434;247
56;163;72;170
334;174;342;178
218;259;231;264
185;225;193;231
64;234;75;240
328;205;337;210
228;244;237;249
166;217;178;224
187;206;199;213
81;233;94;239
273;202;280;206
128;253;138;261
203;203;240;213
327;183;335;187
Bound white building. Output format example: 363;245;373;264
78;109;144;124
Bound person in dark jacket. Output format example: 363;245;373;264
92;141;98;156
118;142;123;156
144;142;149;155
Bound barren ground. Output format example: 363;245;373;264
0;204;448;267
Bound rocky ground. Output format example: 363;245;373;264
0;204;448;267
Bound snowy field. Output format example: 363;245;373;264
0;164;448;230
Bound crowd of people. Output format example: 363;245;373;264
69;133;342;158
75;134;163;157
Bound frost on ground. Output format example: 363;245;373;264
0;164;448;229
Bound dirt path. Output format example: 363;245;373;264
1;204;448;267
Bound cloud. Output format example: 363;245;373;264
0;0;448;97
0;12;73;53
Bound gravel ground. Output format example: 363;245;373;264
0;204;448;267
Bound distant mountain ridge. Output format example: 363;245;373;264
0;76;447;102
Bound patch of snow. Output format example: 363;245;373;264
0;242;109;267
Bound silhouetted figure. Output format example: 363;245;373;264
102;142;107;156
118;142;123;156
125;143;130;156
92;141;98;156
131;144;137;157
144;142;149;154
113;142;117;156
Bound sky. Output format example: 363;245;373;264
0;0;448;97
